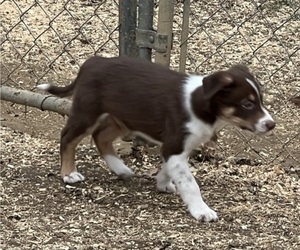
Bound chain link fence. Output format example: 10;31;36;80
170;0;300;167
1;0;299;167
1;0;119;90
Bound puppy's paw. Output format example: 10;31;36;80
104;155;134;178
117;167;135;179
189;204;218;222
157;181;176;193
63;171;85;184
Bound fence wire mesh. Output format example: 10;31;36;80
170;0;300;167
1;0;299;167
1;0;119;90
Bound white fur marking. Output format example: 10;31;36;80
255;107;274;134
246;78;260;99
165;153;218;221
246;78;274;133
156;163;176;193
63;171;85;184
37;83;51;91
159;76;220;221
183;76;225;149
184;75;204;95
103;155;134;177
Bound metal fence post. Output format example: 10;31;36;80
155;0;175;66
137;0;154;61
179;0;190;72
119;0;138;57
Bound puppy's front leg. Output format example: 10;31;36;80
156;163;176;193
165;154;218;222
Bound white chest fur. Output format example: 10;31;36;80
183;75;224;154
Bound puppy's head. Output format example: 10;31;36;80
203;65;275;134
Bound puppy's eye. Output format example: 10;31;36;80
242;101;255;110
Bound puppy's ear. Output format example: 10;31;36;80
230;64;250;73
202;71;234;100
291;96;300;107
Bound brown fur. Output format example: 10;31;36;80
41;56;274;180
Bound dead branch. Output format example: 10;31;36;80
0;85;72;116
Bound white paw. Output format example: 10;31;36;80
157;181;176;193
103;155;134;178
63;171;85;184
189;203;218;222
117;167;135;179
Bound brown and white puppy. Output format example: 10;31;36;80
38;56;275;222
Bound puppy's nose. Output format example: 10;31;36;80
265;120;275;131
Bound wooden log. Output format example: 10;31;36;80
0;85;72;116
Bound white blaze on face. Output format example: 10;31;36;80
255;107;275;134
246;78;275;134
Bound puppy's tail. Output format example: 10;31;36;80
37;79;77;98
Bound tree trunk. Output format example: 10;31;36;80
0;85;71;116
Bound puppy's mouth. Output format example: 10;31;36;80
239;125;271;135
240;125;251;131
221;116;255;133
239;125;255;133
220;116;271;135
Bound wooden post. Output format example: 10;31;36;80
179;0;190;72
155;0;175;66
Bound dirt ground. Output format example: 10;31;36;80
1;0;300;249
1;124;299;250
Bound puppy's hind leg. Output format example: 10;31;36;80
60;115;97;184
93;117;134;178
